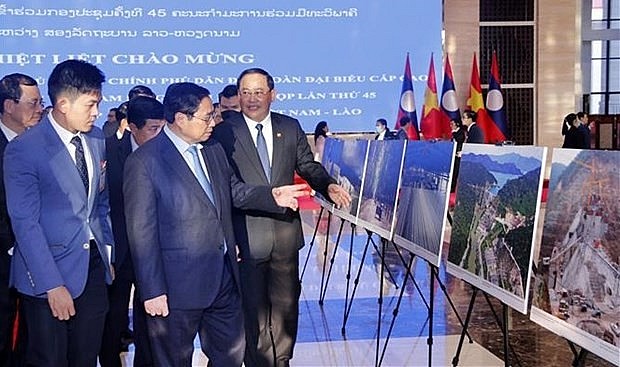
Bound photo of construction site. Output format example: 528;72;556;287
530;149;620;365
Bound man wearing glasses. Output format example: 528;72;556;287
123;82;310;366
213;68;351;367
0;72;44;366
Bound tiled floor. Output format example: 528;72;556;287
114;207;616;366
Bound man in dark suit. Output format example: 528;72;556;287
123;82;308;367
0;72;44;367
212;68;351;367
462;110;485;144
4;60;115;366
374;118;394;140
576;111;591;149
396;116;411;140
102;108;119;138
99;96;165;367
218;84;241;120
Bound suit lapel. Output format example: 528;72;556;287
41;119;88;202
201;143;222;218
270;116;285;184
0;131;8;153
232;117;270;183
118;134;132;164
83;134;101;210
159;134;217;212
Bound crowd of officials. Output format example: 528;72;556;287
0;60;351;367
0;59;594;367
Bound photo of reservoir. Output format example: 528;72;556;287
447;144;546;314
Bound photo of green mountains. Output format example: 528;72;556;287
447;144;546;314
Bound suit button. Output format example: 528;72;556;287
83;243;90;250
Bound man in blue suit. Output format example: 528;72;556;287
4;60;114;366
123;82;307;367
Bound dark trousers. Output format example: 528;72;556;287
131;291;153;366
19;245;108;367
99;260;152;367
241;248;300;367
146;258;244;367
0;251;19;367
451;155;461;193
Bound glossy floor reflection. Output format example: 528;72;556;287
113;207;616;366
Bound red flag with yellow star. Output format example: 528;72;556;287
420;54;449;139
466;53;494;143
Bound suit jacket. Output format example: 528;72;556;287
213;113;335;261
466;123;485;144
0;131;15;254
102;120;120;139
4;117;114;298
562;126;583;149
395;128;408;140
374;129;394;140
578;124;591;149
105;131;134;274
123;132;284;309
452;127;466;153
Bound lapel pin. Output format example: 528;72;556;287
276;132;282;138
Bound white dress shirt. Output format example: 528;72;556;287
243;113;274;165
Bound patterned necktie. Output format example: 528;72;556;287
187;145;216;207
255;123;271;182
70;136;89;195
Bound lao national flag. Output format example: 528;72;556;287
420;54;449;139
440;54;460;124
395;53;420;140
485;52;508;142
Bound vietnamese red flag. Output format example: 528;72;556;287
485;51;508;142
395;53;420;140
466;53;494;143
420;54;449;139
440;54;461;125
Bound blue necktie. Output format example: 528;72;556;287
187;145;216;207
70;136;89;195
255;123;271;182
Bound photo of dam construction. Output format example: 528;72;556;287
531;149;619;364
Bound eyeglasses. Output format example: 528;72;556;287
240;89;270;98
190;110;216;123
14;98;45;109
